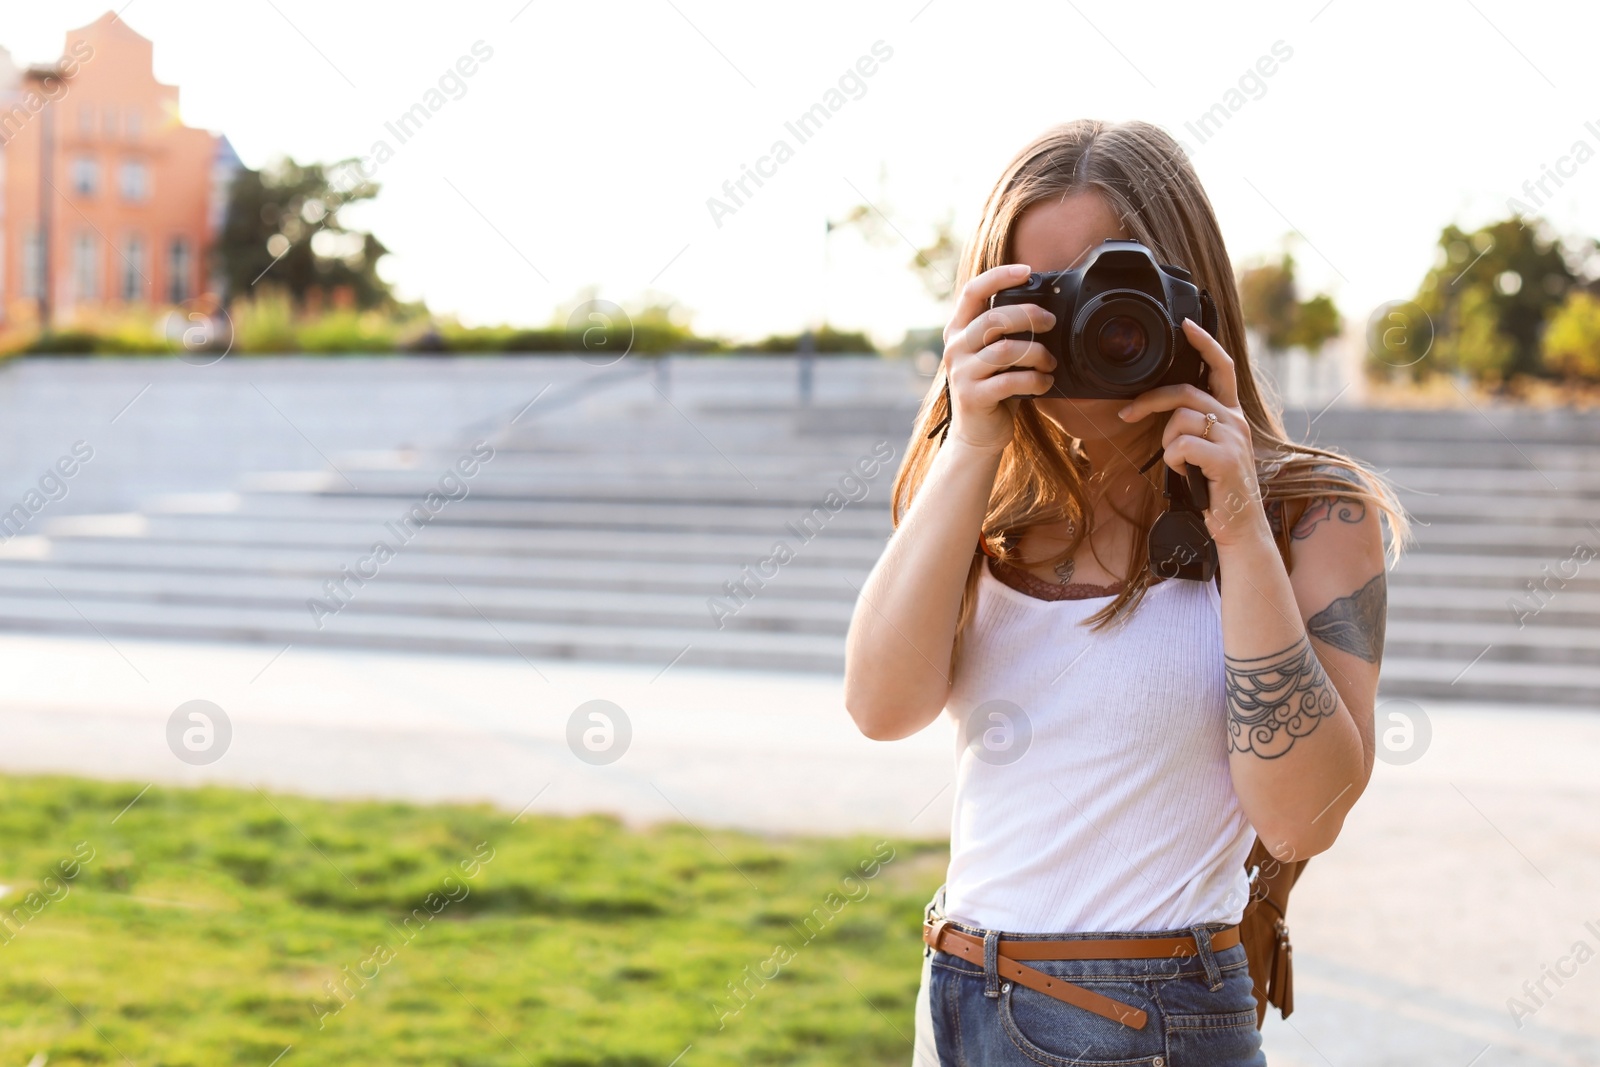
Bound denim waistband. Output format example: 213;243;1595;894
923;883;1238;990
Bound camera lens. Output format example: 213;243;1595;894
1070;290;1174;393
1097;316;1147;365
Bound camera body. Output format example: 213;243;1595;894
991;239;1216;400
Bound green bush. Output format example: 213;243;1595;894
495;324;722;355
23;330;101;354
7;304;887;358
233;291;300;353
751;325;877;354
431;322;518;352
294;311;398;354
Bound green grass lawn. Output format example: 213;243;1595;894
0;775;948;1066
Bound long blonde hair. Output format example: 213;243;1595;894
891;119;1411;669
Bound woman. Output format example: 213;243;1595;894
843;119;1410;1065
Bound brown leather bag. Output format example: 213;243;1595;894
1239;838;1304;1026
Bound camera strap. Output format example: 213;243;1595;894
1140;286;1221;583
1141;446;1218;583
933;381;1219;583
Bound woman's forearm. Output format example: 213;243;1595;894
847;264;1058;739
844;438;1003;739
1216;531;1368;859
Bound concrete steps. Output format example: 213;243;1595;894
0;358;1593;704
2;555;1586;652
20;525;887;568
0;588;846;672
1374;657;1600;706
102;502;893;539
0;563;854;634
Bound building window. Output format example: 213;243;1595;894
125;108;142;140
119;160;150;202
78;105;94;136
103;106;117;139
70;156;98;196
22;230;43;299
73;232;100;301
121;235;147;302
168;237;192;303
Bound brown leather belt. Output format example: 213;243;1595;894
922;919;1242;1030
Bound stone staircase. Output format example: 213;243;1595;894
1284;405;1600;707
0;358;1594;706
0;361;909;676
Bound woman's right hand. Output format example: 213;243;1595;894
941;263;1058;453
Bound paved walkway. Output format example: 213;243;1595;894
0;632;1595;1066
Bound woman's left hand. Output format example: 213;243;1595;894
1115;318;1272;551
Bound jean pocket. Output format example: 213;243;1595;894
1164;1008;1264;1066
1164;1008;1258;1031
999;977;1166;1067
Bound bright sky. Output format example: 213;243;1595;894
6;0;1598;345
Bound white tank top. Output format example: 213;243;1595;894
940;562;1255;934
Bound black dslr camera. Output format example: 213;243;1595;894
990;239;1216;400
990;239;1222;583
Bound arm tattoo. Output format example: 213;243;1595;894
1291;496;1366;540
1226;635;1339;759
1307;572;1387;664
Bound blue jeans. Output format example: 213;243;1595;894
914;887;1266;1067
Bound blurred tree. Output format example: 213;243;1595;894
1289;292;1341;350
1411;218;1582;383
1432;285;1515;381
1239;253;1342;353
829;200;962;302
217;156;392;310
1541;290;1600;380
1239;256;1297;351
908;213;961;302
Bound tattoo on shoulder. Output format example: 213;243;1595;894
1290;464;1370;541
1291;496;1366;540
1307;572;1387;664
1226;635;1339;759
